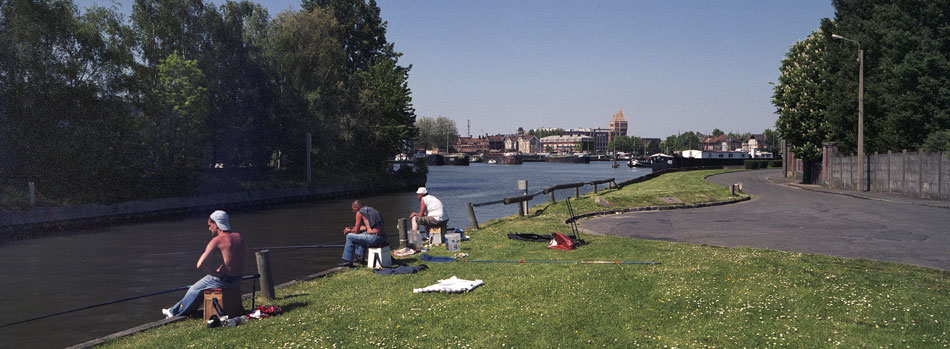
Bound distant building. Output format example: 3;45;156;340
566;128;610;153
701;134;742;151
504;133;541;153
540;135;594;153
742;134;773;158
608;108;628;143
486;135;506;152
456;136;489;154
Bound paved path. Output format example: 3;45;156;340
580;169;950;271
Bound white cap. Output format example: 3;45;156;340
416;187;428;195
209;210;231;231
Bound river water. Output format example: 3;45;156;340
0;161;649;348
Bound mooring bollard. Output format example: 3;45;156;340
255;250;276;300
397;218;407;248
466;202;479;230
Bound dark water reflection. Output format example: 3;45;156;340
0;161;648;348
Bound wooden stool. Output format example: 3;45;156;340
428;220;448;245
203;288;242;322
366;244;392;269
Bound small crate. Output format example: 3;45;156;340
203;287;242;322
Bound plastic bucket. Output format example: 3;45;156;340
445;233;461;252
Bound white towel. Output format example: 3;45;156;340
412;276;484;293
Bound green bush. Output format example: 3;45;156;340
769;160;783;168
744;160;769;169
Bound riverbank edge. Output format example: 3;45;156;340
67;267;349;349
73;169;742;348
0;176;424;242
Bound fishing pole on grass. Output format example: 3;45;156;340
464;260;660;265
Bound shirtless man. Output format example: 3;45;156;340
339;200;386;267
162;210;248;318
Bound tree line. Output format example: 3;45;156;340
773;0;950;162
0;0;416;206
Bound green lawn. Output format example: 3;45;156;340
102;170;950;348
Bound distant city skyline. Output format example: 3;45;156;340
78;0;836;138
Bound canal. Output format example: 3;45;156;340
0;161;649;348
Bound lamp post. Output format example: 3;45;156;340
831;34;867;191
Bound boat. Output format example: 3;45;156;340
425;154;445;166
503;152;523;165
627;158;651;168
444;154;470;166
545;154;590;164
486;159;497;164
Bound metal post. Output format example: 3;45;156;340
466;202;479;230
517;202;525;216
574;187;580;198
549;192;556;203
858;48;866;191
306;133;312;183
397;218;407;249
28;182;35;208
255;250;276;300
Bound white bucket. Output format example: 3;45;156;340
445;233;461;252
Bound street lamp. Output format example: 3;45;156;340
831;33;867;191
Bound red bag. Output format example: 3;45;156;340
547;232;575;250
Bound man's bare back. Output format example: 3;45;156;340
198;219;248;278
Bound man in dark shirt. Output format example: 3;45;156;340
339;200;387;267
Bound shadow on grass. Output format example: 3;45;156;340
274;301;310;315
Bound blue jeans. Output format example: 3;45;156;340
342;233;387;262
167;274;241;316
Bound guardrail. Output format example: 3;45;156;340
465;177;617;228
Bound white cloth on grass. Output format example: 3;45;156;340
412;276;484;293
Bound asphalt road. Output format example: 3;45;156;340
580;169;950;271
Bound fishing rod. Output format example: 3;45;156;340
0;274;260;329
465;260;660;265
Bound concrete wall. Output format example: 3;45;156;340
821;147;948;200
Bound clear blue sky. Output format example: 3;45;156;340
79;0;835;138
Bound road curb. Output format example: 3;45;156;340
767;176;950;210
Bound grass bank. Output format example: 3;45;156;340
102;170;949;348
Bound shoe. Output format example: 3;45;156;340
337;261;355;267
354;255;365;265
162;308;174;319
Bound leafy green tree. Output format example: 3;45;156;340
0;0;141;202
529;128;565;139
659;131;700;153
607;135;641;155
415;116;458;152
821;1;950;154
140;52;211;193
266;8;346;172
773;30;828;162
763;128;781;153
711;128;724;137
922;130;950;152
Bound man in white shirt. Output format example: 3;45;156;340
409;187;444;233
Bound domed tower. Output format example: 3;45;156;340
608;108;628;142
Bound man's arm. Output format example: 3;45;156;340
345;212;366;234
196;237;222;277
412;198;428;218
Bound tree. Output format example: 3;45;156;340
821;1;950;154
0;0;141;202
922;130;950;152
415;116;458;152
763;128;781;154
773;29;829;162
141;51;211;193
711;128;724;137
529;128;565;139
266;8;346;172
607;135;641;155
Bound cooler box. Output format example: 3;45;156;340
445;233;461;252
203;288;243;322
